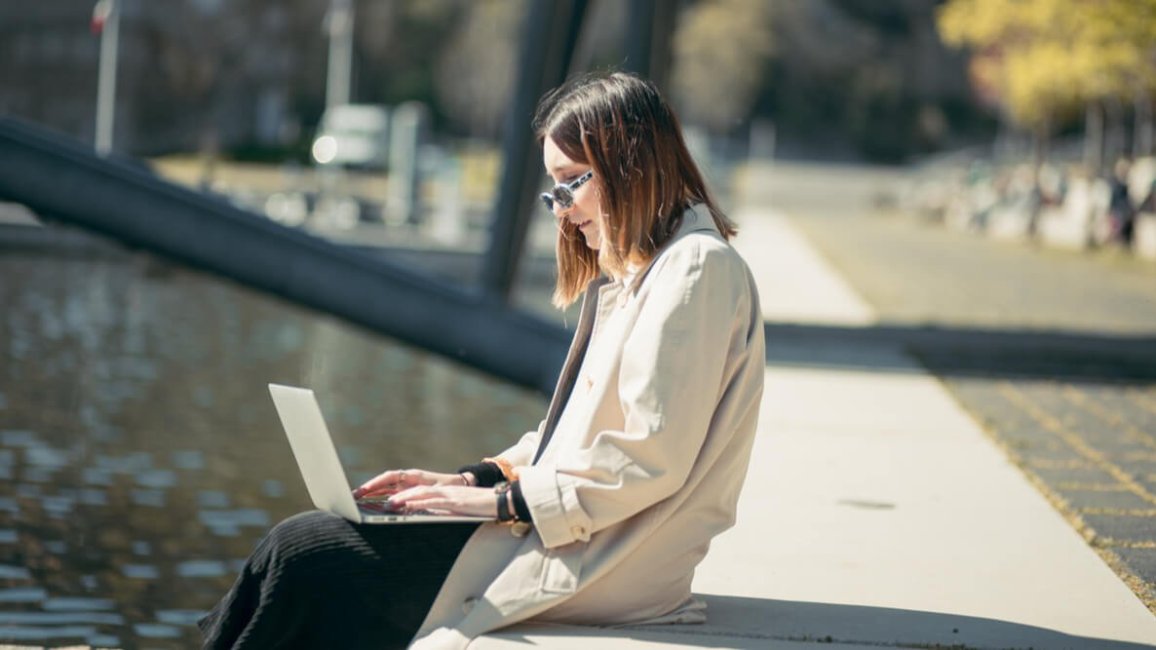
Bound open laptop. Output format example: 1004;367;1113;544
268;383;492;524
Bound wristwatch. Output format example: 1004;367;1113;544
494;481;514;523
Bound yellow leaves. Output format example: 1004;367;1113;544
671;0;774;132
937;0;1156;131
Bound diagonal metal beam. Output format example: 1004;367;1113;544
0;117;571;394
482;0;589;303
624;0;677;93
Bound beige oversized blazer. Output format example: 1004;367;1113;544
411;205;766;649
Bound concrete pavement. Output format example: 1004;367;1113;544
474;206;1156;648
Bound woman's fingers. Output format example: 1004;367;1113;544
353;468;425;499
354;469;466;499
388;485;496;518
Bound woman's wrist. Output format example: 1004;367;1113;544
459;471;476;487
457;462;504;488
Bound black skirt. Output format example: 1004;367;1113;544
198;510;479;650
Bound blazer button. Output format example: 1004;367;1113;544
510;521;531;538
570;525;586;538
462;597;477;614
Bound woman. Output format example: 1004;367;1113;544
200;72;765;650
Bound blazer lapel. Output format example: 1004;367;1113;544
533;276;610;463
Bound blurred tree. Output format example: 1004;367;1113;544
670;0;774;133
938;0;1156;166
434;0;527;138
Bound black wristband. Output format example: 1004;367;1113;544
510;481;532;523
495;483;514;523
457;462;503;488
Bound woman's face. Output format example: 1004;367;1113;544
543;136;602;250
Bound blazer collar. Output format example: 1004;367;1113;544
625;203;719;294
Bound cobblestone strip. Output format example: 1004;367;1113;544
994;381;1156;612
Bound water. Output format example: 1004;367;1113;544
0;247;547;648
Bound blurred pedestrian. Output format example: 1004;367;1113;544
1108;157;1136;248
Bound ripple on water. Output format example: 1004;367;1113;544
0;624;97;641
172;449;205;470
198;509;268;528
130;489;166;508
0;587;47;603
42;597;115;611
136;468;177;489
0;430;39;447
79;488;108;506
81;467;114;486
121;564;159;580
176;560;227;578
0;611;124;625
0;529;19;544
23;467;55;483
88;633;122;647
24;446;70;470
94;451;152;474
156;609;207;626
262;479;285;498
0;565;31;580
134;622;182;638
40;495;76;517
197;490;230;508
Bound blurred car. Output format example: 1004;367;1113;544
311;104;390;171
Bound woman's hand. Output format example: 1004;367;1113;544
354;469;495;518
353;468;468;500
386;484;497;518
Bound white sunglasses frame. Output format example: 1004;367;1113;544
540;170;594;212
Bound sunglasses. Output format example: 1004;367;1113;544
540;170;593;212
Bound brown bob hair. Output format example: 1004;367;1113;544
534;72;737;308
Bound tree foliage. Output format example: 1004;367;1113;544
937;0;1156;132
671;0;774;133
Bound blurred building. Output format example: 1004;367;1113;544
0;0;304;155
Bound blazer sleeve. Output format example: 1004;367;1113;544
494;419;546;467
517;238;752;549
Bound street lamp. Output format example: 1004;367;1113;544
325;0;354;109
92;0;120;155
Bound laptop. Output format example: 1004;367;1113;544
268;383;492;524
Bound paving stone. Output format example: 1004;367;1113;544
1030;466;1118;485
1082;512;1156;544
1112;546;1156;589
1055;488;1156;512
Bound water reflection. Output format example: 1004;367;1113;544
0;249;547;648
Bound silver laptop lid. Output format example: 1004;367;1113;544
268;383;362;522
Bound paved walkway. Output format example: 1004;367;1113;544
474;206;1156;648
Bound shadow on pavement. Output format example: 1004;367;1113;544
624;594;1156;649
766;321;1156;385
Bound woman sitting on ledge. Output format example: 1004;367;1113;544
199;71;766;650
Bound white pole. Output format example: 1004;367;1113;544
95;0;120;155
326;0;354;109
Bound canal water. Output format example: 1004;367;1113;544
0;239;548;648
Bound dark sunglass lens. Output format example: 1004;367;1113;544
555;188;573;209
540;193;555;211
